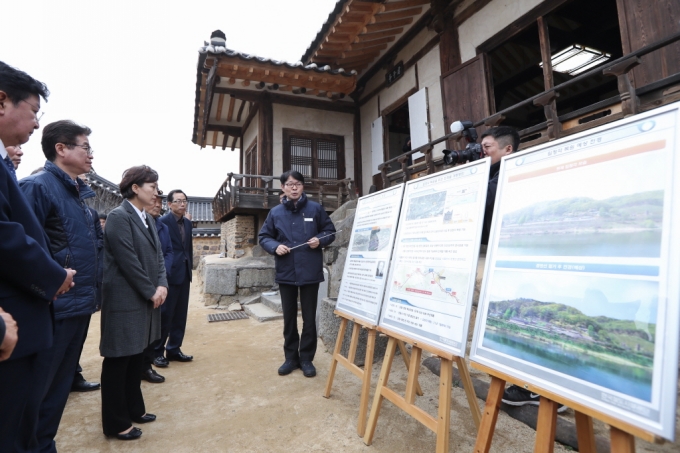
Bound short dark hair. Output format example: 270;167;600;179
0;61;50;105
280;170;305;185
41;120;92;161
167;189;187;204
119;165;159;199
481;126;520;153
98;213;107;220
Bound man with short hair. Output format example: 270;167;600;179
20;119;99;452
259;170;336;378
480;126;520;245
0;60;75;453
154;189;194;366
478;126;567;412
6;144;23;169
143;191;173;382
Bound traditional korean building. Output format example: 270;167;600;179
193;0;680;249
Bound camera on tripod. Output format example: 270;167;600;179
442;120;483;165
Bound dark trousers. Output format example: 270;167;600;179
101;353;146;436
36;315;90;453
142;342;156;372
0;353;50;453
72;315;93;384
279;283;319;362
154;277;190;357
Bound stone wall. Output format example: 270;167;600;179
222;215;255;258
193;237;221;269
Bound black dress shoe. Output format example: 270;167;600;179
167;351;193;362
132;413;156;424
153;356;169;368
106;427;142;440
71;380;101;392
300;361;316;378
141;368;165;383
278;359;300;376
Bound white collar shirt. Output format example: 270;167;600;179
126;199;148;228
0;138;7;160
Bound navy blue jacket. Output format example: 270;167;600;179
156;218;174;281
259;193;335;285
0;157;66;360
160;212;192;285
20;161;98;320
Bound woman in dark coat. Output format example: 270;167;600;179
99;166;168;440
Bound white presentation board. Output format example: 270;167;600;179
378;158;490;357
335;184;405;325
470;102;680;440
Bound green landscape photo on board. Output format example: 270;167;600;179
482;270;657;401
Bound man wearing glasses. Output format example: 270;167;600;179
20;119;99;452
259;170;336;378
0;61;76;453
153;189;194;366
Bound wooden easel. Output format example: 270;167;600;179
363;326;482;453
471;361;664;453
324;310;423;437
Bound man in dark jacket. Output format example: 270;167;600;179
0;61;75;453
154;189;193;366
20;119;99;452
142;191;173;382
259;170;336;378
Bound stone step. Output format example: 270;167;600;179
243;303;283;322
261;292;283;313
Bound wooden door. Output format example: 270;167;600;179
616;0;680;88
440;54;495;150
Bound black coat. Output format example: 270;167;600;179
259;193;335;286
160;212;192;285
482;161;502;245
0;158;65;360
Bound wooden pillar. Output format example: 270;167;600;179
259;92;273;177
537;16;561;140
439;18;461;74
353;108;363;197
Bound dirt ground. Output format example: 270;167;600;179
56;275;678;452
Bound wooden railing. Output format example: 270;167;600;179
378;30;680;189
213;173;356;221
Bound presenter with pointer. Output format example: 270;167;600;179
259;170;336;378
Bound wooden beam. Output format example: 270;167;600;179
226;95;236;122
364;17;413;34
338;52;380;65
349;35;395;50
258;92;273;176
206;124;242;137
320;41;349;51
231;135;239;152
354;28;403;43
241;80;250;87
342;43;387;58
383;0;429;12
236;99;246;122
215;93;225;121
374;7;422;23
348;2;385;13
242;101;258;133
211;130;219;149
221;130;229;150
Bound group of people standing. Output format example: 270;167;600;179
0;60;195;451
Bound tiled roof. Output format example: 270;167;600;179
83;172;121;196
198;45;357;78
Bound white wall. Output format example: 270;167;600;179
272;104;354;189
357;26;446;193
242;111;259;173
457;0;543;62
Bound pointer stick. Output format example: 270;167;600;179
288;230;342;250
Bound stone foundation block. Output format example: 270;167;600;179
203;265;237;295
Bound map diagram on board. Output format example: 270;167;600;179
390;265;469;311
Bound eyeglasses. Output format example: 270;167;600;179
284;183;303;188
65;143;94;156
21;99;44;123
171;199;188;205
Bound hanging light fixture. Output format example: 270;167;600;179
540;44;611;76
